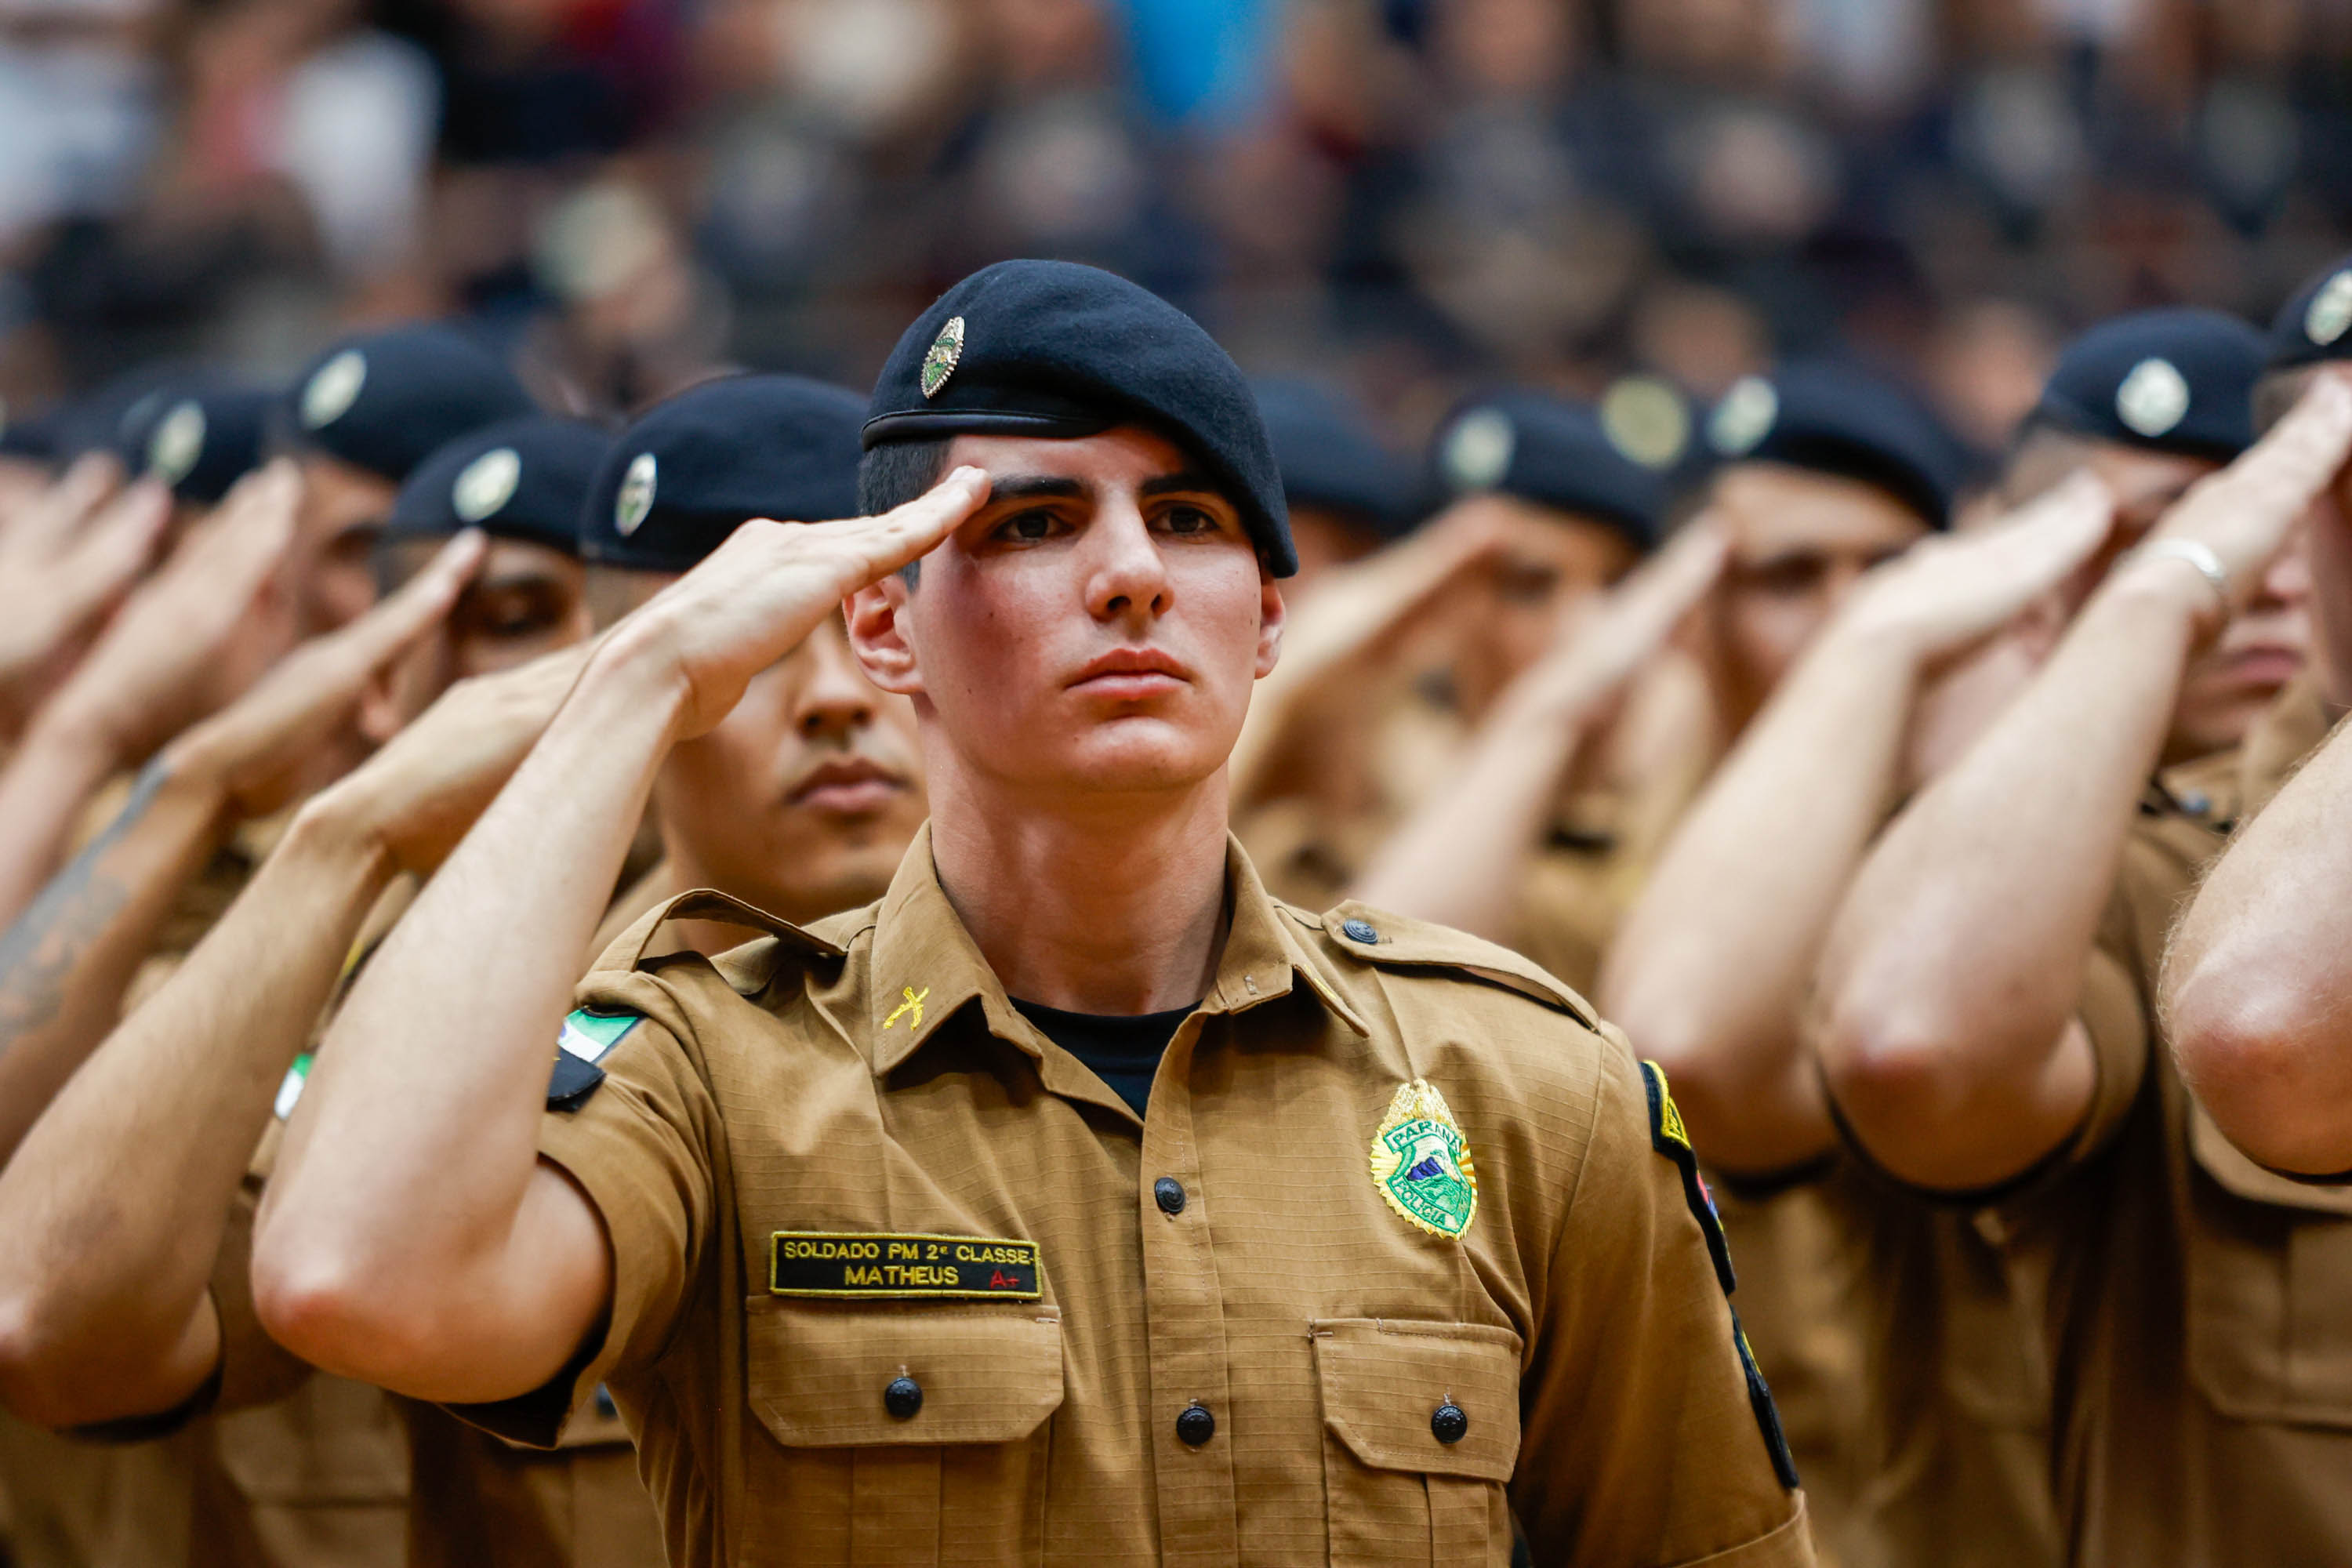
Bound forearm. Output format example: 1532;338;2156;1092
1600;627;1919;1171
1819;564;2206;1185
0;758;230;1161
260;651;681;1360
1351;681;1594;940
2164;710;2352;1174
0;713;123;929
0;805;390;1427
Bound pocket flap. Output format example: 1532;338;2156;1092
2190;1102;2352;1215
1310;1318;1523;1482
746;1298;1064;1447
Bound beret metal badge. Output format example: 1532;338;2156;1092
1708;375;1778;457
2115;357;2190;438
302;350;367;430
453;447;521;522
1602;375;1691;470
614;452;657;537
1369;1078;1477;1239
921;315;966;400
2309;271;2352;348
147;401;206;485
1443;408;1515;492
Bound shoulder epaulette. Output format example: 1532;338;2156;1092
1312;901;1598;1030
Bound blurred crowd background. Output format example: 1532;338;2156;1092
5;0;2352;459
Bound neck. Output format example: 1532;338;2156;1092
927;760;1232;1015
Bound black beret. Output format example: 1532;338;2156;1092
863;260;1294;576
50;363;194;464
581;374;865;573
2267;256;2352;372
389;416;610;557
1432;390;1667;550
1252;379;1412;539
2030;308;2264;463
285;325;536;484
0;399;60;463
1704;361;1964;530
116;383;275;503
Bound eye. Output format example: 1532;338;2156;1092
1161;504;1218;535
997;510;1056;542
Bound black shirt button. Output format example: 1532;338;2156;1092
1431;1402;1468;1443
1153;1176;1186;1214
1175;1403;1215;1446
884;1377;923;1419
1341;918;1379;944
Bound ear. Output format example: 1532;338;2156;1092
1254;569;1286;680
847;575;924;698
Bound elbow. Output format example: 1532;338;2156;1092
251;1224;435;1389
2169;960;2352;1176
1817;982;1994;1155
0;1288;125;1431
0;1292;74;1429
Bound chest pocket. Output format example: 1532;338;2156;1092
740;1298;1064;1566
1311;1319;1523;1568
2186;1105;2352;1428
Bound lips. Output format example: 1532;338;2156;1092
1069;648;1190;699
2216;644;2305;689
786;757;906;815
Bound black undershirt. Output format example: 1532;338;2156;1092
1009;998;1196;1118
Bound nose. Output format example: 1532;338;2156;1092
2252;528;2313;612
795;623;879;742
1083;499;1172;628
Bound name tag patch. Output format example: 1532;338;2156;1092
768;1232;1041;1300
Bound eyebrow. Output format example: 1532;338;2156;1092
1139;469;1221;499
983;474;1091;504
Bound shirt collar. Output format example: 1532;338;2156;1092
866;823;1368;1080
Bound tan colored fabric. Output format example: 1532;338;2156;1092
1852;684;2352;1566
470;829;1810;1567
243;1079;663;1568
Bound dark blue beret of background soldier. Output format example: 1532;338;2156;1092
1252;378;1415;542
862;258;1296;577
115;382;276;504
2267;255;2352;371
389;416;611;557
1702;361;1968;531
579;373;866;574
282;324;537;484
2027;307;2266;462
1430;389;1668;551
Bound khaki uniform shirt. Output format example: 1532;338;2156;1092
1842;679;2351;1566
466;829;1812;1566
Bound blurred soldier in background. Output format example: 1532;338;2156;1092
569;373;931;956
1599;304;2278;1567
0;327;540;1568
1812;283;2352;1565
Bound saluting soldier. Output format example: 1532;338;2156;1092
0;373;588;1561
1602;305;2278;1567
568;373;931;955
1811;267;2352;1565
255;259;1813;1566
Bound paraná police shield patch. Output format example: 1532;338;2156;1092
1369;1078;1478;1239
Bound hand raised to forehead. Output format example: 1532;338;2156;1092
2149;368;2352;608
1838;468;2117;662
606;466;989;742
325;637;596;875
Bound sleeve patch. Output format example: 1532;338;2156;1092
548;1009;641;1111
1640;1059;1736;1295
1733;1307;1802;1490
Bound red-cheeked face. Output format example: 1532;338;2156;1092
855;426;1284;802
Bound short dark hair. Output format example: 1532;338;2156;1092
858;437;953;516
